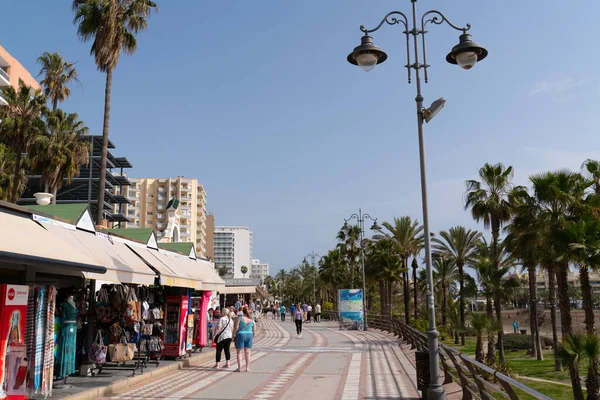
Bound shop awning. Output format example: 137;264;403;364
41;224;157;285
127;246;202;290
160;253;225;291
220;286;257;295
0;210;106;274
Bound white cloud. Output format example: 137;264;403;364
530;78;582;96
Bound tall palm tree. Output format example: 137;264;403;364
337;225;360;289
471;312;492;363
319;249;347;310
37;52;80;111
559;218;600;334
72;0;158;223
30;109;89;203
0;144;28;202
432;226;481;345
465;162;514;266
582;159;600;194
505;185;544;360
0;85;47;202
560;333;598;400
366;237;402;318
377;216;424;323
432;256;458;326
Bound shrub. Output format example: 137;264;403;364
503;333;533;350
323;301;333;311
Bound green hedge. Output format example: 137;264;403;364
503;333;554;350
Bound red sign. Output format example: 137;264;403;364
7;289;14;301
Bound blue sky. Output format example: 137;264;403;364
4;1;600;273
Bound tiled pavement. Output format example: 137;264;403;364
98;317;460;400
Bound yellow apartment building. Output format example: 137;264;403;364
0;45;40;104
124;177;208;257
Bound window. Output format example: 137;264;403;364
147;211;153;216
148;194;154;198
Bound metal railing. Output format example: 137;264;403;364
0;68;9;82
322;311;551;400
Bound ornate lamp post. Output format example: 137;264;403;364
303;251;321;304
346;2;487;399
342;208;380;332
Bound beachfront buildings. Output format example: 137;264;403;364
214;226;252;279
251;259;270;282
124;177;208;257
0;44;40;104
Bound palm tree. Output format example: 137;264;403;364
582;159;600;194
432;226;481;345
218;265;228;277
37;52;80;111
432;256;458;326
337;225;360;289
0;144;27;202
72;0;158;223
560;333;592;400
465;163;514;266
0;85;47;202
240;265;248;278
505;185;544;360
366;237;402;318
378;216;424;323
471;312;492;363
559;219;600;334
30;109;89;203
319;249;348;311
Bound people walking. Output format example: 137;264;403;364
290;303;296;323
280;304;286;321
306;304;312;323
233;307;255;372
302;302;308;321
315;303;321;322
294;304;304;339
213;308;233;368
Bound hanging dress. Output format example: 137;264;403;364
57;301;78;378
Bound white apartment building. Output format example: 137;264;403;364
214;226;252;279
123;177;208;256
251;259;270;282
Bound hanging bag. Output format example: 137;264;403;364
96;287;113;323
108;336;136;362
88;330;107;364
125;287;140;323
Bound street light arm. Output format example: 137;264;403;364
360;11;409;35
344;214;360;223
362;213;377;222
420;10;471;83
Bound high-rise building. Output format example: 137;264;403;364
250;259;270;282
0;45;40;105
124;177;208;257
205;214;215;260
214;226;252;279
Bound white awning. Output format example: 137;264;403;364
127;246;202;290
220;286;257;295
0;210;105;274
41;224;156;285
160;252;225;291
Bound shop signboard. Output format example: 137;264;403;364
0;284;28;399
223;278;260;287
338;289;363;331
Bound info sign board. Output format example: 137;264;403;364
338;289;363;330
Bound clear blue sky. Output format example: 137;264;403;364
4;1;600;273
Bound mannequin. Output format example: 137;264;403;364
66;296;76;314
57;294;78;379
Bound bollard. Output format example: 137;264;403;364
415;350;430;400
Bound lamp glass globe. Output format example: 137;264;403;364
455;51;478;70
356;53;378;72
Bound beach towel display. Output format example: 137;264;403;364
42;286;56;397
33;286;47;393
56;299;78;379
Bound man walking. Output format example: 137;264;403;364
315;303;321;322
290;303;296;323
280;304;286;321
306;304;312;323
302;302;308;321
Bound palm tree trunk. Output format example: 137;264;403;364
494;295;505;365
387;281;393;319
588;357;600;400
556;263;573;336
413;264;418;321
52;97;58;111
580;264;595;333
96;68;113;224
51;185;58;204
402;258;410;324
379;280;386;316
570;360;584;400
441;285;447;326
475;333;484;363
458;261;466;346
10;150;22;203
548;265;561;371
527;264;543;360
43;182;49;193
486;297;496;365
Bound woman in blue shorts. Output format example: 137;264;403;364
233;306;255;372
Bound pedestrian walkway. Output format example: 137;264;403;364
100;318;434;400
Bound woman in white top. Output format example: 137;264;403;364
213;308;233;368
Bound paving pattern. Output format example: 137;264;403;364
103;317;423;400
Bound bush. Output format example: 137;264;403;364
323;301;333;311
541;336;554;348
503;333;533;350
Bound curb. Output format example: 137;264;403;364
64;350;214;400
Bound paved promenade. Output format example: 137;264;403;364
101;317;431;400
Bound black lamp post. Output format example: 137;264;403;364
303;251;321;304
346;2;487;399
342;208;378;332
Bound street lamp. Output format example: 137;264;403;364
347;3;487;400
343;208;378;332
303;251;321;304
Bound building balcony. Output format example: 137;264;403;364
0;68;9;88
